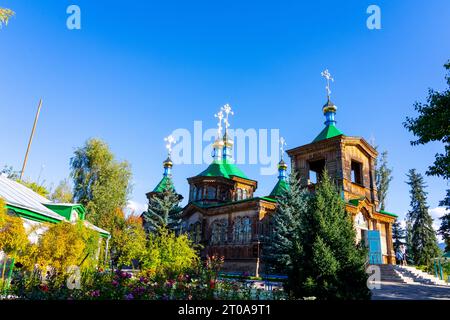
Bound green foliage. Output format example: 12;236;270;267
404;61;450;248
392;220;405;253
0;198;28;260
50;179;73;203
142;179;183;233
0;8;14;27
110;215;147;268
70;138;132;232
18;180;50;197
140;228;199;280
266;170;370;300
406;169;440;265
375;150;393;211
263;171;310;274
36;221;100;275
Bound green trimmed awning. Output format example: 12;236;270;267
312;125;344;142
6;204;63;224
379;209;398;218
197;159;248;180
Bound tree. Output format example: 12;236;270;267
70;138;132;232
275;170;370;300
405;219;414;264
140;227;199;279
392;220;405;254
406;169;440;265
375;151;393;211
404;61;450;250
262;172;310;274
0;198;29;282
36;221;99;275
142;180;182;233
0;8;14;27
110;214;147;268
50;179;73;203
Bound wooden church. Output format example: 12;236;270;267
144;71;397;276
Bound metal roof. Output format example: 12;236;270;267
0;174;64;221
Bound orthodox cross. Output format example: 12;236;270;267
214;110;224;138
164;134;176;157
279;137;286;160
321;69;334;100
221;103;234;135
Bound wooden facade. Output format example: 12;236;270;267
287;134;396;264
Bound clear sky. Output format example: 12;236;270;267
1;0;449;230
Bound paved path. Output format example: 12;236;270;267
371;281;450;300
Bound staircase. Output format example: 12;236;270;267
376;264;406;284
394;265;449;287
374;264;449;286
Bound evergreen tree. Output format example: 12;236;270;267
392;220;405;253
405;219;414;264
406;169;440;265
375;151;393;211
272;170;370;300
438;191;450;252
142;179;183;233
404;61;450;253
262;172;310;274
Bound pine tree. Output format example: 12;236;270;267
262;172;310;274
406;169;440;266
392;220;405;253
142;179;182;233
404;61;450;255
273;170;370;300
438;190;450;252
375;151;393;211
405;219;414;264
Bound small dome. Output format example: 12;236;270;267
323;99;337;114
163;157;173;168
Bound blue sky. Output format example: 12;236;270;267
1;0;449;226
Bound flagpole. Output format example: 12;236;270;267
20;99;42;181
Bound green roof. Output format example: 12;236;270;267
197;159;249;180
312;125;344;142
269;179;290;198
153;175;175;193
379;210;398;218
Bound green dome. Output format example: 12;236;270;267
197;158;248;180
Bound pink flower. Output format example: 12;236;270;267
112;280;119;286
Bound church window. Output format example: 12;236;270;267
211;219;228;245
242;189;248;200
242;217;252;243
189;222;202;243
236;189;243;201
308;159;325;184
351;160;363;185
207;186;216;199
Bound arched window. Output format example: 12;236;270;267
242;217;252;243
236;189;243;201
242;189;248;200
207;186;216;199
191;186;197;201
211;219;228;245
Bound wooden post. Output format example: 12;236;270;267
20;99;42;181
